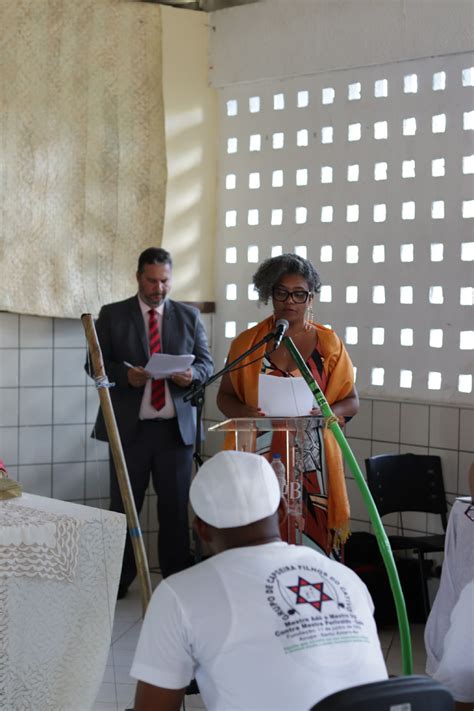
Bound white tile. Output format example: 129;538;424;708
53;462;85;500
87;385;100;423
426;512;445;534
19;425;52;464
400;403;429;446
95;682;136;704
19;464;52;497
458;451;474;495
52;424;87;462
346;477;371;520
185;694;206;709
199;312;213;347
202;382;223;422
54;318;88;348
20;315;53;347
53;348;87;386
402;511;427;532
345;399;372;439
0;312;19;347
459;409;474;452
86;435;110;461
86;460;110;498
372;401;400;443
0;350;19;387
0;388;18;426
0;427;18;465
386;623;426;676
111;620;138;644
429;406;459;450
20;349;52;387
5;465;18;481
428;447;458;495
202;426;226;458
19;388;53;425
399;443;428;455
53;386;86;424
102;665;136;684
371;441;400;457
112;624;141;650
106;647;136;668
345;437;372;478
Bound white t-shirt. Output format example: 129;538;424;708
429;579;474;703
425;500;474;703
131;542;387;710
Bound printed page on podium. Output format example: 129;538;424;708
258;374;314;417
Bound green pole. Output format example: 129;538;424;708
284;336;413;675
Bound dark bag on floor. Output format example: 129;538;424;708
345;532;429;625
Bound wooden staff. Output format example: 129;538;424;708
81;313;152;615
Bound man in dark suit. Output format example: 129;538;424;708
90;247;213;596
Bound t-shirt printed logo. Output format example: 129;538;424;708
287;577;332;611
265;563;371;659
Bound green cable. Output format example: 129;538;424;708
284;336;413;675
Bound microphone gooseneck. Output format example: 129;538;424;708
273;319;289;349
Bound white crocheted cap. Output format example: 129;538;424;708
190;450;281;528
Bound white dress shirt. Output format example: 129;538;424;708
137;296;176;420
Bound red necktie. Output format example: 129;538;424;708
148;309;165;411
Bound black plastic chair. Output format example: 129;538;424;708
310;675;454;710
365;453;447;620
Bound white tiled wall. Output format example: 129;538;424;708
0;310;214;567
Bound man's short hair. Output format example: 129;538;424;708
137;248;172;272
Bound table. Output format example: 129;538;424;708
0;493;126;710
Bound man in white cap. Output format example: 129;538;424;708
131;451;387;711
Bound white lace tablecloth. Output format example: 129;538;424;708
0;494;126;711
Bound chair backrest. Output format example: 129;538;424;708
365;453;447;525
310;675;454;710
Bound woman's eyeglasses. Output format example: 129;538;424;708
272;287;311;304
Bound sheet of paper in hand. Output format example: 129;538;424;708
145;353;195;379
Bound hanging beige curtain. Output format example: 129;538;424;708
0;0;166;318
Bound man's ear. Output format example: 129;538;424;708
277;497;288;526
193;516;212;543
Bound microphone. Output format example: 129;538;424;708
273;319;289;349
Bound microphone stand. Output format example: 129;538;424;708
184;326;280;468
184;326;281;563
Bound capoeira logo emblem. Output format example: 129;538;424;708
287;577;333;611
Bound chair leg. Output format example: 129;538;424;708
417;550;430;621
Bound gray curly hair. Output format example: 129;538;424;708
252;254;322;304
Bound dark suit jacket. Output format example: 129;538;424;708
90;296;214;446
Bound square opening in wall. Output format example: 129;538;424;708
322;87;335;105
374;79;388;98
348;164;359;182
428;372;442;390
430;329;443;348
346;245;359;263
432;71;446;91
458;374;473;393
321;166;333;183
345;326;358;344
432;158;446;177
400;370;413;388
225;247;237;264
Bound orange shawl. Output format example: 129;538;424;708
224;315;354;543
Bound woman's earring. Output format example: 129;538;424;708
304;301;314;330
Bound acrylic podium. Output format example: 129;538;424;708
209;417;325;545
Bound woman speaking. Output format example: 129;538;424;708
217;253;358;554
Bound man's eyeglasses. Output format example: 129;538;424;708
272;287;311;304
